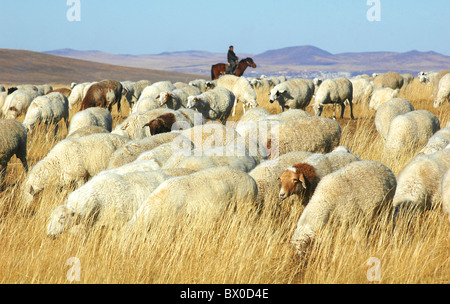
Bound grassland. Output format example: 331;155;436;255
0;78;448;284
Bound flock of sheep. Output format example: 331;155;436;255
0;68;449;256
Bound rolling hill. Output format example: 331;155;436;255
0;48;207;85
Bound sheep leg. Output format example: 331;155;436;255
348;99;355;120
340;102;345;119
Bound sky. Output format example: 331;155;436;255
1;0;449;56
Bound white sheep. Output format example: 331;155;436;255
23;133;130;207
46;170;171;238
442;169;450;222
375;98;415;141
393;148;450;219
127;167;259;231
0;119;28;184
369;88;399;111
350;78;374;106
269;78;315;112
216;75;258;116
22;92;69;138
66;126;110;139
138;81;176;101
2;89;40;119
418;127;450;155
67;107;113;137
188;79;210;92
433;73;450;108
68;82;93;109
131;97;159;113
291;160;397;254
312;77;354;119
384;110;440;157
136;140;195;168
186;87;235;124
132;80;152;100
158;85;202;110
0;92;7;116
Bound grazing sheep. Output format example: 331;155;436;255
312;77;354;119
80;79;123;112
112;108;193;140
433;73;450;108
68;82;92;109
269;78;315;112
267;116;342;159
373;72;404;90
442;169;450;222
143;113;178;135
131;97;159;113
2;89;40;119
393;148;450;215
23;133;129;207
22;93;69;138
350;78;374;106
375;98;415;141
47;171;171;238
0;119;28;184
139;81;176;101
158;86;202;109
418;127;450;155
66;126;110;139
189;79;210;92
384;110;440;157
68;107;113;137
136;140;194;168
278;146;361;204
216;75;258;116
186;87;235;124
128;167;259;231
369;88;399;111
292;161;397;254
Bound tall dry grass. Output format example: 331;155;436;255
0;79;449;284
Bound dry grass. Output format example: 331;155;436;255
0;79;449;284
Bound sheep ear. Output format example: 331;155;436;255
299;173;307;189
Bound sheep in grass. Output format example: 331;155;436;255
312;78;355;120
278;146;361;205
373;71;404;90
369;88;399;111
67;107;113;137
2;89;40;119
350;78;374;107
186;87;235;124
23;133;129;208
0;119;28;185
127;167;258;231
269;79;315;112
375;98;415;141
433;73;450;108
442;169;450;222
216;75;258;116
80;80;123;113
158;86;202;110
47;171;171;238
393;148;450;221
418;127;450;155
68;82;92;109
384;110;440;157
291;161;397;255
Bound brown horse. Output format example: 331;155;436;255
211;57;257;80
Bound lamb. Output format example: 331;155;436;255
393;148;450;220
23;133;129;208
127;167;259;231
22;92;69;138
373;72;404;90
0;119;28;185
80;79;123;112
269;78;315;112
442;169;450;222
384;110;440;157
216;75;258;116
312;77;355;119
278;146;361;204
369;88;399;111
67;107;113;137
433;73;450;108
158;86;202;109
2;89;40;119
418;127;450;155
291;160;397;255
375;98;415;141
186;87;235;124
47;170;172;238
267;116;342;159
138;81;176;101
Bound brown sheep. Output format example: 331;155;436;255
278;163;320;205
373;72;404;90
142;112;177;135
80;79;123;112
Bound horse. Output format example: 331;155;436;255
211;57;257;80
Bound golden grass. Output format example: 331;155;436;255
0;79;449;284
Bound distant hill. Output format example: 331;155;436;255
45;45;450;77
0;48;207;85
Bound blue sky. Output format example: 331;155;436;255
1;0;449;56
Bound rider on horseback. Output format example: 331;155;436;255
227;45;239;75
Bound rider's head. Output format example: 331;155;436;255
229;45;234;50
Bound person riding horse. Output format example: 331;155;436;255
227;45;239;75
